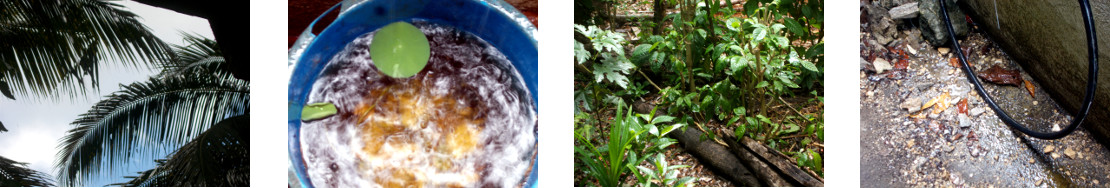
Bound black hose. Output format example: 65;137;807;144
940;0;1098;139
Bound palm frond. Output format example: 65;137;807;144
114;114;249;187
0;0;174;101
54;74;248;186
157;33;228;79
0;155;54;187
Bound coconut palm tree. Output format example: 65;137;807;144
0;0;173;101
2;0;173;186
54;34;248;186
0;155;54;187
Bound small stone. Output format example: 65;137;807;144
970;108;986;116
938;47;950;55
1033;101;1039;105
906;44;918;55
1052;124;1062;132
1052;153;1060;159
867;91;875;97
958;113;972;128
1065;148;1077;159
901;97;924;113
1036;179;1043;186
1029;159;1035;164
861;57;870;70
874;58;893;73
928;113;940;119
889;2;920;19
1044;145;1056;153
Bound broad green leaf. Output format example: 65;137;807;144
370;21;430;78
574;42;591;64
756;81;770;88
774;36;790;48
594;53;635;88
782;123;800;134
810;149;823;173
660;123;684;136
696;72;713;78
783;17;806;36
734;107;747;116
735;123;747;138
726;18;743;31
771;23;786;33
631;44;653;64
788;50;802;64
757;115;771;124
652;115;676;124
778;73;799;88
301;102;337;121
751;27;767;42
799;60;819;72
636;166;657;179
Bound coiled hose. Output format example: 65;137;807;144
940;0;1098;139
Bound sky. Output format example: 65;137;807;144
0;1;215;186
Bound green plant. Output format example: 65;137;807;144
793;148;823;177
635;108;683;156
575;24;636;88
634;153;696;187
575;105;645;186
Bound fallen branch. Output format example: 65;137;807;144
722;135;791;186
669;126;761;186
738;137;824;186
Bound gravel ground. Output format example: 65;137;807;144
860;1;1110;187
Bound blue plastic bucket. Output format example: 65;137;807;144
287;0;538;187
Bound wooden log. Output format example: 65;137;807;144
739;137;824;187
722;136;791;186
960;0;1110;143
669;127;761;186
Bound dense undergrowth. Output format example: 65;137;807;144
573;0;824;186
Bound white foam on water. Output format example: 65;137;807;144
300;20;536;188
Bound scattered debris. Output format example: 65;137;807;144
938;47;951;55
1044;145;1055;153
874;58;893;73
957;98;968;114
889;2;920;19
977;65;1023;86
957;114;971;128
949;58;961;68
1065;148;1077;159
926;92;951;114
970;107;985;117
902;97;924;113
1024;80;1036;98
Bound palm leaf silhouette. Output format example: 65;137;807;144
0;155;54;187
111;114;248;187
54;36;247;186
0;0;173;101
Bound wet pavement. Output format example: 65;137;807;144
860;2;1110;187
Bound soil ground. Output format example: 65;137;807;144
860;1;1110;187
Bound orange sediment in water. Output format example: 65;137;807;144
354;78;486;186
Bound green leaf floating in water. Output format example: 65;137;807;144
301;102;337;121
370;21;430;78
